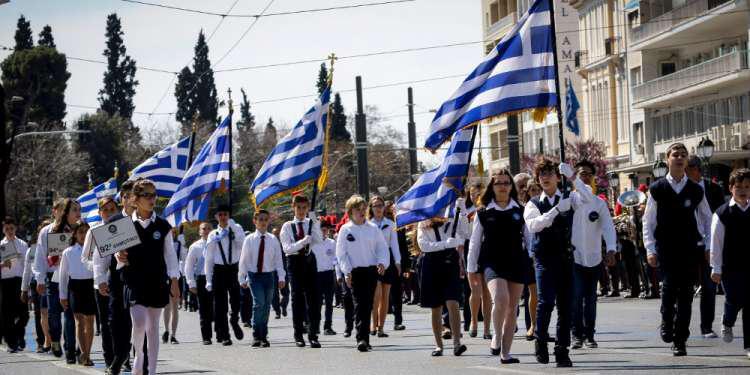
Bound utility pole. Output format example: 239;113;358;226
407;87;418;182
355;76;369;199
507;114;520;174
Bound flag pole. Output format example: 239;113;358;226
310;53;337;216
227;88;234;217
450;125;478;237
178;115;198;235
548;0;568;183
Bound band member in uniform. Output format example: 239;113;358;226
162;228;184;344
336;195;388;352
238;209;286;347
709;168;750;358
205;204;246;346
22;221;52;353
468;169;532;363
643;143;712;356
186;222;214;345
280;195;323;348
311;218;337;336
59;221;96;366
1;217;29;353
367;196;401;338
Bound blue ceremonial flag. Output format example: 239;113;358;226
163;115;231;227
77;179;118;225
565;82;581;136
128;136;191;198
424;0;557;151
250;88;331;207
395;127;475;228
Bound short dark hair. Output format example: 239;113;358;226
121;179;136;194
729;168;750;188
254;209;270;218
292;195;309;205
481;168;518;206
534;157;560;182
215;204;231;213
2;216;16;226
574;159;596;175
666;143;688;158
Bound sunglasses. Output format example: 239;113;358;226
371;204;385;209
493;181;512;186
137;192;156;199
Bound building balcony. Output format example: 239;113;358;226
632;50;750;108
485;12;517;39
654;122;750;161
630;0;742;50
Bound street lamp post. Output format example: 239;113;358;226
696;137;715;180
607;172;620;208
652;160;667;179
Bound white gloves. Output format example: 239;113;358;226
556;198;572;212
300;235;312;246
206;283;212;292
308;212;318;221
455;197;466;212
446;237;462;248
559;163;575;179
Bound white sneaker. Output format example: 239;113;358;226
703;331;718;339
722;326;733;343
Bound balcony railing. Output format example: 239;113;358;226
631;0;731;45
487;12;517;36
632;50;748;103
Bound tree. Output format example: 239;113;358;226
565;139;609;191
175;66;196;134
316;63;328;95
98;13;138;121
74;112;130;182
236;88;262;176
38;25;55;48
14;15;33;51
262;117;277;151
330;93;350;142
174;31;218;133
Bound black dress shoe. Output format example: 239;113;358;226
202;340;212;345
324;328;337;336
282;308;287;317
170;336;179;344
377;331;389;338
295;337;306;347
393;324;406;331
490;347;501;356
469;330;477;338
453;344;467;356
525;334;535;341
501;357;520;364
660;324;674;343
243;322;252;328
275;313;281;319
442;330;452;340
231;322;244;340
534;340;549;364
309;339;321;348
343;331;352;338
66;356;76;364
162;331;169;344
483;333;492;340
357;341;368;352
261;339;270;347
222;339;233;346
431;348;443;357
251;340;262;347
672;343;687;356
52;342;63;357
123;360;132;372
554;348;573;367
571;338;583;349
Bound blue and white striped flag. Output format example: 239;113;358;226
395;127;475;228
251;88;331;207
77;179;118;225
128;136;191;198
565;82;581;136
163;115;231;227
424;0;557;151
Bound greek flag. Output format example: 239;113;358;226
163;115;231;227
565;82;580;136
424;0;557;150
395;127;474;227
77;179;118;225
129;136;191;198
251;88;331;207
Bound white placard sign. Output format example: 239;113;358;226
47;232;72;257
0;240;18;263
92;217;142;258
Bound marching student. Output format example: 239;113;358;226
205;204;246;346
311;218;338;336
336;195;389;352
238;209;286;347
186;222;214;345
464;183;492;339
467;169;532;364
22;221;52;353
59;220;96;366
417;204;469;357
520;178;541;341
116;179;180;375
162;228;184;345
569;160;617;350
34;198;81;363
686;155;726;339
643;143;712;356
524;158;590;367
270;226;290;319
80;196;119;368
1;217;29;353
280;195;323;348
709;168;750;359
367;196;401;338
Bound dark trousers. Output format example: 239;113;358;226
47;279;76;357
572;263;600;340
288;254;320;339
351;266;378;343
0;277;27;349
390;275;404;326
660;265;698;345
535;257;574;349
341;280;354;333
196;275;213;341
108;279;132;373
240;285;253;326
721;271;749;349
523;285;533;331
30;281;45;347
248;272;275;340
212;264;241;342
621;240;642;296
317;270;335;330
95;292;114;366
272;274;289;315
699;258;717;333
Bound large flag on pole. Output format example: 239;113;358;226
424;0;557;151
395;127;475;228
565;82;581;136
163;115;231;227
77;179;118;225
250;88;331;207
128;136;191;198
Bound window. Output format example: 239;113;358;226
685;110;695;135
630;67;642;86
490;1;499;24
499;129;509;158
663;114;672;140
739;93;749;121
695;105;706;133
706;102;717;129
490;130;500;160
634;121;644;150
660;61;676;76
673;112;683;138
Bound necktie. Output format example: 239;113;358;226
257;235;265;273
296;222;305;240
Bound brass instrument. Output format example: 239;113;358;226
614;190;647;245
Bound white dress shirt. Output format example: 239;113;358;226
710;198;749;275
523;177;590;235
280;217;323;256
571;185;617;267
58;244;94;300
205;220;245;290
642;173;713;256
336;221;389;275
33;223;56;285
21;245;37;291
369;218;402;265
417;216;468;253
1;237;28;279
174;234;187;276
184;238;208;289
311;237;337;272
238;231;286;284
92;210;131;287
467;200;520;273
130;211;181;279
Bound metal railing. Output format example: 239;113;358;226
632;50;748;103
631;0;730;45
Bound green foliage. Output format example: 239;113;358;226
316;63;328;96
330;93;350;142
98;13;138;120
174;31;218;133
38;25;55;48
14;15;33;51
73;112;130;182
